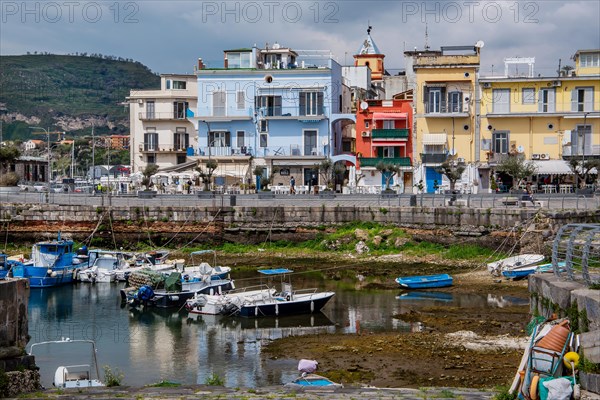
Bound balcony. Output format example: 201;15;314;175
562;145;600;159
420;153;448;164
138;112;189;121
424;102;468;116
138;143;190;153
358;157;412;168
372;129;409;139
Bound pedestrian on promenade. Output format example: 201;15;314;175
290;176;296;195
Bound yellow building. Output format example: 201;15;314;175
405;45;482;193
480;50;600;190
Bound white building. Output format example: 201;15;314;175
127;74;198;174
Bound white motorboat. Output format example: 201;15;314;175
487;254;544;276
181;250;231;281
78;250;131;283
29;338;105;389
185;286;276;315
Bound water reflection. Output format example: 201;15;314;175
27;280;529;387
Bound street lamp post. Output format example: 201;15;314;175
31;127;65;202
581;112;590;188
200;120;211;159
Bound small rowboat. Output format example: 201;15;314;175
502;261;567;280
395;274;453;289
285;374;343;389
487;254;544;276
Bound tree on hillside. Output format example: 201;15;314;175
495;154;537;191
435;160;466;192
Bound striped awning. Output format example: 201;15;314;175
422;133;447;145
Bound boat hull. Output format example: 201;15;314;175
395;274;453;289
238;292;335;317
12;265;74;288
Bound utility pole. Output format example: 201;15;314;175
91;123;95;183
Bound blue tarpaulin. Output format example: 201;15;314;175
258;269;293;275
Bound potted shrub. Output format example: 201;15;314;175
0;145;22;193
196;159;218;198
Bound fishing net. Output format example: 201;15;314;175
526;315;547;336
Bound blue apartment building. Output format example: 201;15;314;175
192;44;355;187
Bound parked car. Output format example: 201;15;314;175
74;185;94;194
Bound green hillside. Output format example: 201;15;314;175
0;54;160;140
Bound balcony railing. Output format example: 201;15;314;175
198;106;329;119
138;143;190;152
420;153;448;164
562;145;600;157
484;103;598;116
138;112;189;121
358;157;412;168
424;102;467;114
372;129;409;139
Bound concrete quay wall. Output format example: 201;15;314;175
2;203;600;233
529;274;600;394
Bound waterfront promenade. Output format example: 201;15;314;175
1;191;599;211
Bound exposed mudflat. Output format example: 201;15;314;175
261;261;531;389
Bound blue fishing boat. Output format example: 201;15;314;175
11;233;79;288
502;261;567;280
395;274;453;289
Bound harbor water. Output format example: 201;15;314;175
27;277;529;388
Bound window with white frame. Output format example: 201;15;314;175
382;120;395;129
538;88;556;113
172;80;186;89
492;131;509;154
256;95;282;116
227;52;252;68
209;131;230;147
173;127;189;150
146;101;155;119
448;91;463;112
580;53;600;67
144;129;158;151
365;121;370;129
572;87;594;112
299;92;324;116
173;101;189;119
522;88;535;104
304;130;317;155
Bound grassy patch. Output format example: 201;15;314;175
147;380;181;387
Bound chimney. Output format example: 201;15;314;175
224;57;229;69
197;58;205;70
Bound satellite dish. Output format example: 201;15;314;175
360;101;368;111
517;145;524;153
475;40;485;48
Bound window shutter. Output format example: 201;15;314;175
317;92;324;115
584;88;594;112
571;89;578;112
225;131;231;147
538;90;543;112
299;93;306;116
274;96;282;116
377;147;383;157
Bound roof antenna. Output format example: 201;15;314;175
424;23;430;51
557;58;562;77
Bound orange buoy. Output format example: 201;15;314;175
536;320;570;352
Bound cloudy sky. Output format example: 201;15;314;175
1;0;599;76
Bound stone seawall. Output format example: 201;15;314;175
2;204;600;247
0;279;40;397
